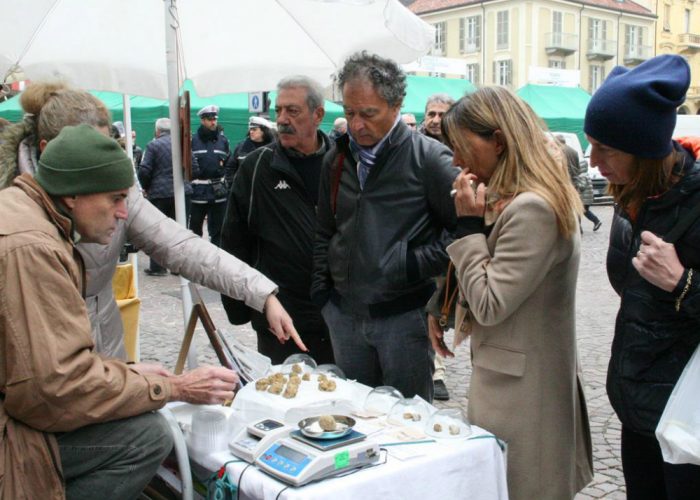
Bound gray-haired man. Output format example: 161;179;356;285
421;93;455;144
312;52;459;401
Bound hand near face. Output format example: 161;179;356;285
632;231;685;292
452;170;486;217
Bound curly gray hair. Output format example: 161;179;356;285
337;51;406;107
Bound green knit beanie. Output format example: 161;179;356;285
36;124;135;196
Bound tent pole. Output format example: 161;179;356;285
165;0;197;369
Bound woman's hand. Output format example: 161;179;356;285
632;231;685;292
452;171;486;217
428;314;454;358
264;294;308;352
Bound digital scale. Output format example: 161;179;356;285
229;419;295;463
255;430;380;487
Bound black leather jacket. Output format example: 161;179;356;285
312;121;459;316
607;142;700;435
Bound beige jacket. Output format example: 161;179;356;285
0;176;170;499
2;138;277;358
447;192;593;500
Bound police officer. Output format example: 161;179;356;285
190;105;231;246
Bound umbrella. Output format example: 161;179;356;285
2;0;432;98
1;0;433;363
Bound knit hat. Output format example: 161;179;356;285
36;124;135;196
584;55;690;159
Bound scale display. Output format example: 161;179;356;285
255;430;380;486
229;419;293;463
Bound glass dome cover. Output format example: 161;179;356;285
425;408;472;439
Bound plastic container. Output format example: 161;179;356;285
387;397;432;427
187;407;230;454
281;354;317;375
363;386;404;416
425;408;472;439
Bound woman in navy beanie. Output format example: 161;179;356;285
585;54;700;499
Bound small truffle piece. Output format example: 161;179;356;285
283;385;298;399
319;415;337;431
449;424;460;435
291;363;303;374
267;382;284;395
403;412;414;420
302;373;311;381
433;423;443;432
255;379;270;391
318;379;337;392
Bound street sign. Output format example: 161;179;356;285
249;92;267;113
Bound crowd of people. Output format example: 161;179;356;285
0;51;698;500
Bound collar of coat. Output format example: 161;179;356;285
336;119;412;164
13;174;76;243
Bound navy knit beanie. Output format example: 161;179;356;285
584;54;690;159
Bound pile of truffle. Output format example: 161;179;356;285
253;364;337;399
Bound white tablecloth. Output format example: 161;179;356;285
171;373;507;500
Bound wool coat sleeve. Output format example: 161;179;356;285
447;193;565;327
1;243;169;432
125;185;276;313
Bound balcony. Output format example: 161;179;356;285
586;38;616;61
545;32;578;56
623;44;652;65
678;33;700;53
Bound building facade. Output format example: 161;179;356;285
406;0;700;114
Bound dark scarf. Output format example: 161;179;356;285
197;125;219;142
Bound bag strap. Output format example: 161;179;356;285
439;261;459;328
665;202;700;244
331;152;345;215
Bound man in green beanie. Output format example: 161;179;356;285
0;124;240;499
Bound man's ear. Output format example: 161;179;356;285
59;196;77;210
314;107;326;127
493;130;506;155
39;139;48;152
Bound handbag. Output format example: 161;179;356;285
428;261;473;348
655;342;700;465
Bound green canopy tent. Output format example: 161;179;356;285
401;75;476;123
516;84;592;148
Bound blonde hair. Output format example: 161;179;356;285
0;81;111;188
20;81;111;142
442;86;582;237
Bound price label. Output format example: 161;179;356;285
334;450;350;469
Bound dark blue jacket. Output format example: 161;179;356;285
191;126;231;202
607;142;700;435
138;132;195;199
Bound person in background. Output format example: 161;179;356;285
441;86;593;499
228;115;276;180
190;104;231;247
312;52;458;401
401;113;417;130
584;54;700;499
0;81;306;361
557;134;602;232
420;93;457;401
329;116;347;141
420;93;454;143
0;124;239;499
222;76;334;365
138;117;194;276
131;129;143;167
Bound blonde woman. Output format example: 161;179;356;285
440;86;593;499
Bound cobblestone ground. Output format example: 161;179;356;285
135;204;623;498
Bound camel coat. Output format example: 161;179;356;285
447;192;593;500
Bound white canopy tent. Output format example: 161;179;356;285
1;0;433;364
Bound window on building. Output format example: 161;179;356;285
493;59;512;86
549;59;566;69
460;15;482;53
663;4;671;31
552;11;563;46
432;22;446;55
685;9;691;33
497;11;509;50
588;18;608;51
466;63;480;84
625;24;645;56
589;64;605;93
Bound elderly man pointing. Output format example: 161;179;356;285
0;124;239;499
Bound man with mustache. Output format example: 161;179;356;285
221;76;334;365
